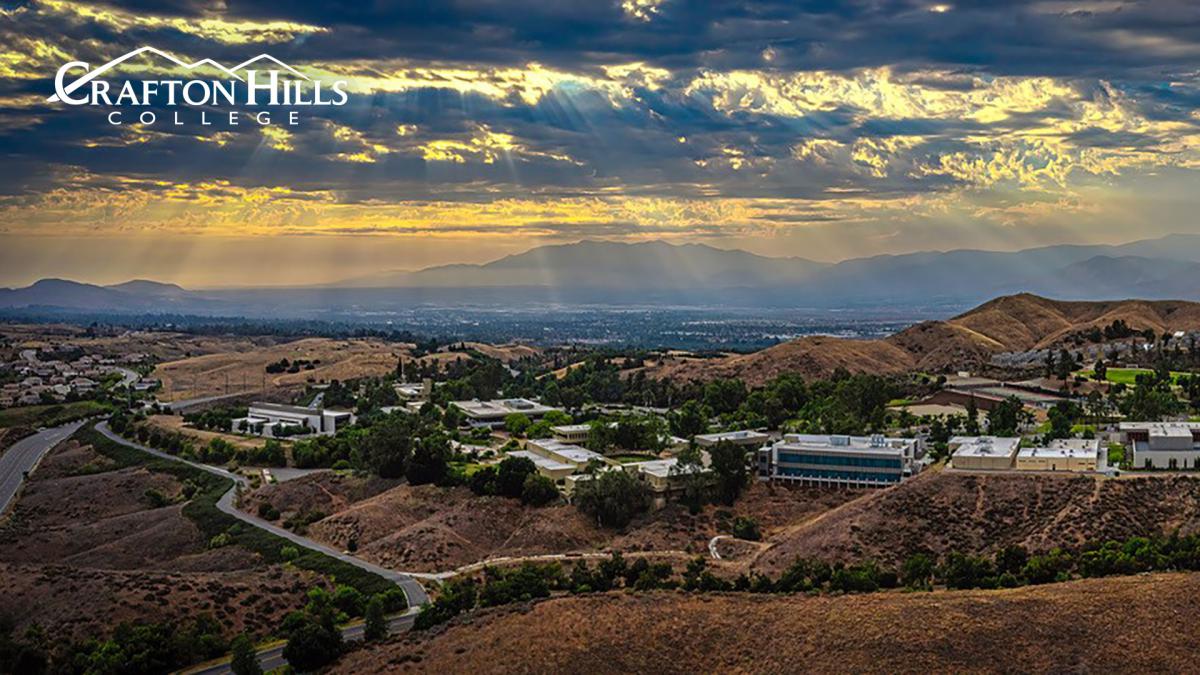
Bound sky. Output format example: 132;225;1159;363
1;0;1200;287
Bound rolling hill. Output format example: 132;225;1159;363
651;293;1200;383
335;573;1200;674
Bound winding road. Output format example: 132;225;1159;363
93;422;431;674
0;420;88;515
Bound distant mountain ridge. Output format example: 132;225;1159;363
650;293;1200;384
8;234;1200;313
334;240;828;289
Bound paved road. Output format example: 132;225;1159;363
95;422;429;606
160;392;254;412
0;420;88;515
187;608;420;675
113;367;140;387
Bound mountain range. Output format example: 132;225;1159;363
647;293;1200;384
7;234;1200;314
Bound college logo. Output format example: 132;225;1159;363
49;46;349;127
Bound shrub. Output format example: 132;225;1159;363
731;516;761;541
520;473;559;506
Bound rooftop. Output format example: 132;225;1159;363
695;430;770;444
1018;438;1101;459
506;450;574;473
775;433;917;455
949;436;1021;459
452;398;560;418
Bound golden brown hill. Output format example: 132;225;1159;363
648;293;1200;383
335;573;1200;674
651;336;915;387
750;470;1200;574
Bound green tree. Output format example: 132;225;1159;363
986;396;1027;436
504;413;531;436
496;455;538;498
359;413;417;478
574;469;651;528
708;439;749;505
521;473;560;506
405;433;450;485
669;399;708;438
229;634;262;675
364;596;388;642
963;396;980;436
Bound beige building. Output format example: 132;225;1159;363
550;424;592;444
949;436;1021;470
1015;439;1103;472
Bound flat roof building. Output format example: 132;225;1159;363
451;398;563;429
694;430;770;448
505;450;576;480
949;436;1021;471
1119;422;1200;470
234;402;354;437
759;433;922;488
550;423;592;444
1015;438;1103;473
525;438;610;471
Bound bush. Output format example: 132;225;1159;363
731;516;761;541
495;456;537;498
364;596;388;642
574;469;651;529
280;545;300;562
257;502;280;520
521;473;559;506
229;634;262;675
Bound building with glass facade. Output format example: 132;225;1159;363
757;433;922;488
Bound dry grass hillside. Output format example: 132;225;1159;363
651;336;915;387
0;440;317;642
751;470;1200;574
335;573;1200;674
246;476;858;573
154;337;406;401
650;293;1200;383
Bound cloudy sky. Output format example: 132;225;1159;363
1;0;1199;286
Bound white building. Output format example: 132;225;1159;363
451;398;563;429
525;438;610;471
1120;422;1200;470
550;423;592;444
233;402;354;437
758;433;922;487
948;436;1022;471
694;430;770;448
1015;438;1104;473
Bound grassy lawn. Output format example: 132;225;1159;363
1077;368;1190;386
0;400;111;428
449;461;486;477
75;425;399;600
608;453;658;464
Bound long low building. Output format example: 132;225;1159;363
1120;422;1200;470
233;402;354;437
1015;438;1104;472
949;436;1022;470
451;398;563;429
758;433;922;487
505;450;577;480
525;438;610;470
694;430;770;448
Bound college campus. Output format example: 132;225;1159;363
8;0;1200;672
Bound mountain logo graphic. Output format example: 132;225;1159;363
48;46;328;105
